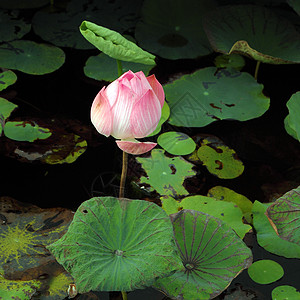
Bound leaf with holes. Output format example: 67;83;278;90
266;185;300;246
153;210;252;300
157;132;196;155
197;138;244;179
164;67;269;127
161;195;251;238
136;149;197;198
47;197;183;292
203;5;300;64
0;197;73;280
252;201;300;259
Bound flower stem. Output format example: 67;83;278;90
254;61;261;81
116;60;123;77
121;291;128;300
119;151;128;198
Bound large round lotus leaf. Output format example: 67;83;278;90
207;186;253;223
203;5;300;64
197;140;244;179
136;149;197;198
285;92;300;141
164;67;270;127
248;260;284;284
4;121;52;142
161;195;251;238
0;70;17;91
0;40;65;75
84;53;154;81
272;285;300;300
0;10;31;42
0;0;48;9
134;0;216;60
157;132;196;155
266;185;300;245
153;210;253;300
47;197;183;292
252;201;300;259
147;101;170;137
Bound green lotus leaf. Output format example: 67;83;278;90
164;67;270;127
0;197;73;280
0;40;65;75
252;201;300;258
147;101;170;137
272;285;300;300
47;197;183;292
248;260;284;284
0;70;17;91
203;5;300;64
266;185;300;245
161;195;251;238
4;121;52;142
80;21;156;65
0;0;48;9
84;53;154;81
207;186;253;223
136;149;197;198
0;10;31;42
135;0;215;59
197;138;244;179
157;131;196;155
285;92;300;141
153;210;253;300
0;97;18;121
214;53;245;70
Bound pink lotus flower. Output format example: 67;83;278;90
91;70;165;155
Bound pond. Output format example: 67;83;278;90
1;0;300;299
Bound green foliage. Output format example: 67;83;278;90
288;0;300;16
214;53;245;70
84;53;154;82
204;5;300;63
4;121;52;142
266;185;300;245
136;149;196;198
252;201;300;259
272;285;300;300
248;260;284;284
48;197;182;292
80;21;156;65
285;92;300;141
153;210;252;300
0;40;65;75
135;0;215;59
157;131;196;155
0;70;17;92
164;67;270;127
161;195;251;238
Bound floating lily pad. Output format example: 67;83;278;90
0;97;18;121
165;67;270;127
48;197;182;292
147;101;170;137
248;260;284;284
0;197;73;280
207;186;253;223
161;195;251;238
84;53;154;81
284;92;300;141
0;10;31;42
0;70;17;91
136;149;197;198
272;285;300;300
80;21;156;65
203;5;300;64
135;0;215;59
266;185;300;245
197;137;244;179
4;121;52;142
0;40;65;75
252;201;300;259
157;131;196;155
214;53;245;70
153;210;253;300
